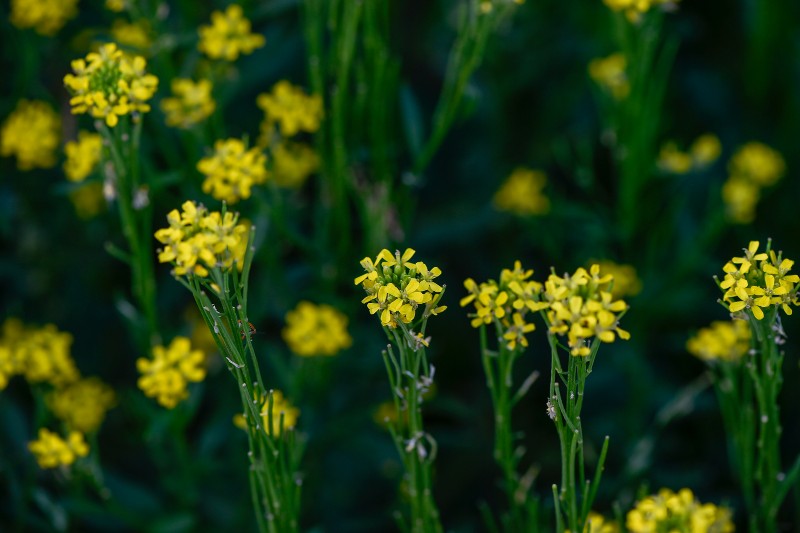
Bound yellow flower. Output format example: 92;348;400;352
155;201;250;277
198;4;265;61
626;488;733;533
687;320;750;363
658;142;693;174
257;81;323;139
69;182;106;219
136;337;206;409
1;100;60;171
47;377;116;433
0;320;79;387
28;428;89;469
588;53;629;100
234;390;299;436
10;0;78;36
728;141;785;187
592;260;642;298
565;512;620;533
64;131;103;182
270;141;319;188
283;301;352;357
690;134;721;167
64;43;159;128
603;0;679;23
721;177;759;224
110;19;152;53
197;138;267;203
161;78;216;129
493;167;550;216
479;0;525;14
105;0;127;12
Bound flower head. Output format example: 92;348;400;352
64;43;158;127
47;377;116;433
626;488;733;533
493;168;550;216
257;81;323;139
1;100;61;171
722;142;784;224
69;182;106;219
235;390;299;437
136;337;206;408
28;428;89;469
283;301;352;357
0;319;79;387
64;131;104;182
198;5;265;61
603;0;679;23
197;138;267;203
154;201;250;277
269;141;319;188
687;320;750;363
10;0;78;35
589;53;629;100
110;19;152;53
161;78;216;129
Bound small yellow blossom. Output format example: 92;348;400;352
198;5;265;61
110;19;152;52
356;249;446;330
728;141;785;187
626;488;734;533
603;0;679;23
593;261;642;298
10;0;78;35
690;134;721;167
161;78;216;129
154;201;250;277
0;320;79;387
105;0;127;12
493;167;550;216
722;177;759;224
197;138;267;203
270;141;319;188
64;43;159;128
1;100;60;171
588;53;629;100
658;142;693;174
136;337;206;409
659;134;721;174
234;390;299;436
47;377;116;433
257;81;324;139
687;320;750;363
566;512;619;533
28;428;89;469
283;301;352;357
64;131;104;182
720;240;799;321
69;182;106;219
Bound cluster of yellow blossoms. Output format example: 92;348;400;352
70;183;106;219
687;320;750;363
161;79;216;129
1;100;61;171
257;81;324;140
283;301;352;357
48;377;117;433
64;131;104;182
565;512;619;533
626;488;733;532
658;134;722;174
493;168;550;217
198;5;265;61
590;260;642;299
719;241;799;321
10;0;78;35
603;0;679;23
355;249;446;330
136;337;206;409
154;201;250;277
588;53;629;100
28;429;89;469
110;19;152;53
461;262;547;351
0;319;78;388
234;390;300;437
722;142;785;224
271;142;320;188
64;43;158;127
197;139;268;204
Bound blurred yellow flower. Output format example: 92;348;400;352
136;337;206;409
626;488;733;533
198;4;265;61
110;19;152;53
658;142;693;174
0;319;79;388
234;390;299;436
10;0;78;35
64;131;103;182
593;260;642;298
690;134;721;167
493;167;550;216
588;53;629;100
47;377;116;433
257;81;323;139
722;141;784;224
105;0;127;12
603;0;678;23
28;428;89;469
161;78;216;129
565;512;619;533
1;100;60;171
283;301;352;357
270;141;319;188
687;320;750;363
197;138;267;203
69;182;106;219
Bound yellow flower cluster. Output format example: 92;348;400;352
271;141;320;188
28;428;89;469
626;488;733;533
719;241;799;321
10;0;78;35
64;43;159;127
565;512;619;533
105;0;126;12
1;100;61;171
197;138;268;204
687;320;750;363
545;265;630;356
234;390;300;436
70;182;106;219
461;262;548;350
355;248;447;330
493;167;550;216
47;377;117;433
588;53;629;100
603;0;678;23
722;142;785;224
0;318;79;388
161;78;216;129
136;337;206;409
257;81;324;139
64;131;104;182
110;19;152;53
592;260;642;299
154;201;250;277
283;301;352;357
198;5;265;61
658;134;722;174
